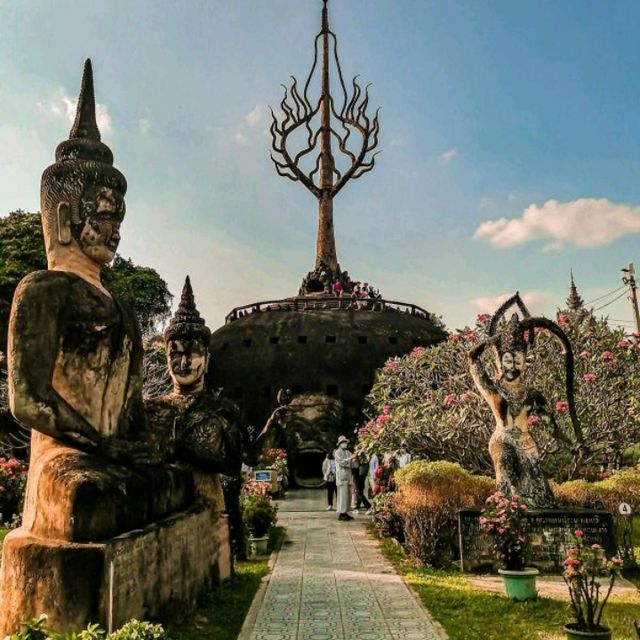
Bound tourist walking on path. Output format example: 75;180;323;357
352;452;372;513
367;451;379;499
335;435;354;521
322;451;337;510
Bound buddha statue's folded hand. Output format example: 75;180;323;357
98;437;163;466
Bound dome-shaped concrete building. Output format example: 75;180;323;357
208;1;446;486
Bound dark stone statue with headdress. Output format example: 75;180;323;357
468;293;584;508
145;277;244;495
0;60;231;634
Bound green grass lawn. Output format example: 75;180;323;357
168;557;269;640
168;526;283;640
377;537;640;640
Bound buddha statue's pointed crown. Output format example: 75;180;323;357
164;276;211;342
42;59;126;210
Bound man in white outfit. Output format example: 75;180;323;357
334;435;354;521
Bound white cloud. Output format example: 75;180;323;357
474;198;640;249
39;88;112;135
138;118;152;135
245;104;268;128
438;148;457;164
470;291;548;315
207;105;270;149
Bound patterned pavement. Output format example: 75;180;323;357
243;490;446;640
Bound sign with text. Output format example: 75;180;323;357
459;508;615;573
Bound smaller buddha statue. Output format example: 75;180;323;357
468;293;584;508
146;277;244;481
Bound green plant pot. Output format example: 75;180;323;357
498;568;539;601
563;624;612;640
250;535;269;555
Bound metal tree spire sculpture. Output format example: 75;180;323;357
270;0;380;273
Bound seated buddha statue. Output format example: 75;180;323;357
7;59;194;543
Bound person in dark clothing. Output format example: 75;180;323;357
322;451;337;510
352;452;371;513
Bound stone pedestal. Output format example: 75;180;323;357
459;508;615;573
0;504;231;635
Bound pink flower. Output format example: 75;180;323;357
555;401;569;412
527;415;541;427
591;543;601;550
575;529;584;537
444;393;456;407
382;404;391;415
617;339;632;349
385;361;399;373
579;350;589;359
476;314;490;324
583;373;596;383
410;346;425;359
564;558;581;567
611;557;622;566
558;314;570;326
466;330;477;341
601;351;614;361
451;332;462;342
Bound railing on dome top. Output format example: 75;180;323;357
224;297;433;324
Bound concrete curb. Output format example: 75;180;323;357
236;531;284;640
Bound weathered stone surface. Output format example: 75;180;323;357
0;61;232;633
459;508;615;573
0;504;230;635
23;433;194;543
468;293;582;507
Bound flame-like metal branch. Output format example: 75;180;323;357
269;0;381;270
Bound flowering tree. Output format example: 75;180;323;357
358;310;640;481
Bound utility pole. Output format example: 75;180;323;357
621;262;640;333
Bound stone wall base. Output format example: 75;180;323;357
0;504;231;635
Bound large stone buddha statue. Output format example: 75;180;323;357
0;60;224;634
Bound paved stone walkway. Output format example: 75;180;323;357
243;490;446;640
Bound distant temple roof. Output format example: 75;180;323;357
566;269;585;311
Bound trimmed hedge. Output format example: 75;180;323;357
393;461;493;566
389;460;640;568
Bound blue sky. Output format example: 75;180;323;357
1;0;640;332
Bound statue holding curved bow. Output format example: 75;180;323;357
468;293;584;507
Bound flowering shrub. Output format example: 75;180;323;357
554;466;640;566
108;620;167;640
480;491;529;570
371;492;404;542
563;530;621;632
358;309;640;481
393;461;493;566
258;448;288;485
240;492;278;538
372;459;397;496
0;457;27;521
241;478;270;497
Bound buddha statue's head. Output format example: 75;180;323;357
40;59;126;271
164;277;211;396
496;314;527;384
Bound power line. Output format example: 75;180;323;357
609;318;635;324
593;289;628;312
584;285;626;306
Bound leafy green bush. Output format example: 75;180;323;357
554;466;640;565
6;614;49;640
394;461;493;566
371;492;404;542
240;493;278;538
0;457;28;523
108;620;167;640
7;617;166;640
